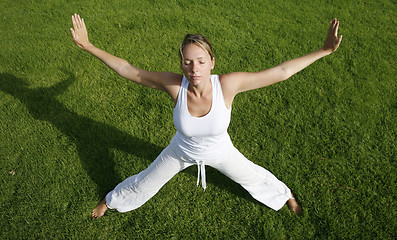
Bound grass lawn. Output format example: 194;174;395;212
1;0;396;239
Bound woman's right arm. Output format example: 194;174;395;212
70;14;180;95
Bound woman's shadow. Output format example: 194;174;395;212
0;71;163;197
1;71;258;205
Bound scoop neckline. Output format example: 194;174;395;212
186;76;214;119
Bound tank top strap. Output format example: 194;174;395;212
211;75;228;112
175;76;189;110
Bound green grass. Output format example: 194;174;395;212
1;0;396;239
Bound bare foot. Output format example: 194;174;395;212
91;198;108;219
287;194;302;215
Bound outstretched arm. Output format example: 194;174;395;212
69;14;180;97
70;14;129;78
274;18;342;81
221;18;343;96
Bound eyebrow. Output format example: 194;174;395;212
184;57;205;61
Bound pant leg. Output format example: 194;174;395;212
207;147;292;211
106;144;193;213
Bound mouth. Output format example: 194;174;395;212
191;75;201;80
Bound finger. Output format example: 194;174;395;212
332;19;337;30
77;14;84;27
330;18;336;27
77;14;82;26
72;14;79;29
328;18;337;35
73;13;82;28
72;16;77;30
328;19;338;37
81;18;86;30
334;20;340;37
75;13;80;26
334;35;343;51
70;28;79;44
338;35;343;45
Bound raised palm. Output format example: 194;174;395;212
70;13;91;49
323;18;343;53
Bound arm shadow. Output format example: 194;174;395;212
1;71;264;206
0;72;163;197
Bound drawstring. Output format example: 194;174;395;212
196;161;206;190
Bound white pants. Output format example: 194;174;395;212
106;141;292;212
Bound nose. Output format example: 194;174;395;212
191;62;199;73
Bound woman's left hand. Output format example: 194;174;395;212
322;18;343;53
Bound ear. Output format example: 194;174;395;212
211;57;215;70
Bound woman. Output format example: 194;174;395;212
70;14;342;218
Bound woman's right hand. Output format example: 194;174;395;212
70;13;91;50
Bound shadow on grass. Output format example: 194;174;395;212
0;72;163;198
0;71;266;207
182;166;259;205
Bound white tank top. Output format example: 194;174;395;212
171;75;233;161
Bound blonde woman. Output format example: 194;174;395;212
70;14;342;218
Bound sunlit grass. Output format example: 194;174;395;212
1;0;395;239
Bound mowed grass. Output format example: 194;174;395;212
1;0;396;239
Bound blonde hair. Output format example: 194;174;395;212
179;34;214;62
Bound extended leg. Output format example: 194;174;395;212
93;145;192;217
208;147;298;212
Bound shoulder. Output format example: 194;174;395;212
218;72;246;108
220;72;255;83
219;72;249;94
161;73;183;103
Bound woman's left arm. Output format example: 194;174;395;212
222;18;343;95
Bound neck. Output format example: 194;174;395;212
188;76;212;97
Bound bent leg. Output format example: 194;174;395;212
106;145;192;213
208;147;293;211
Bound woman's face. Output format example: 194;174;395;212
181;43;215;87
